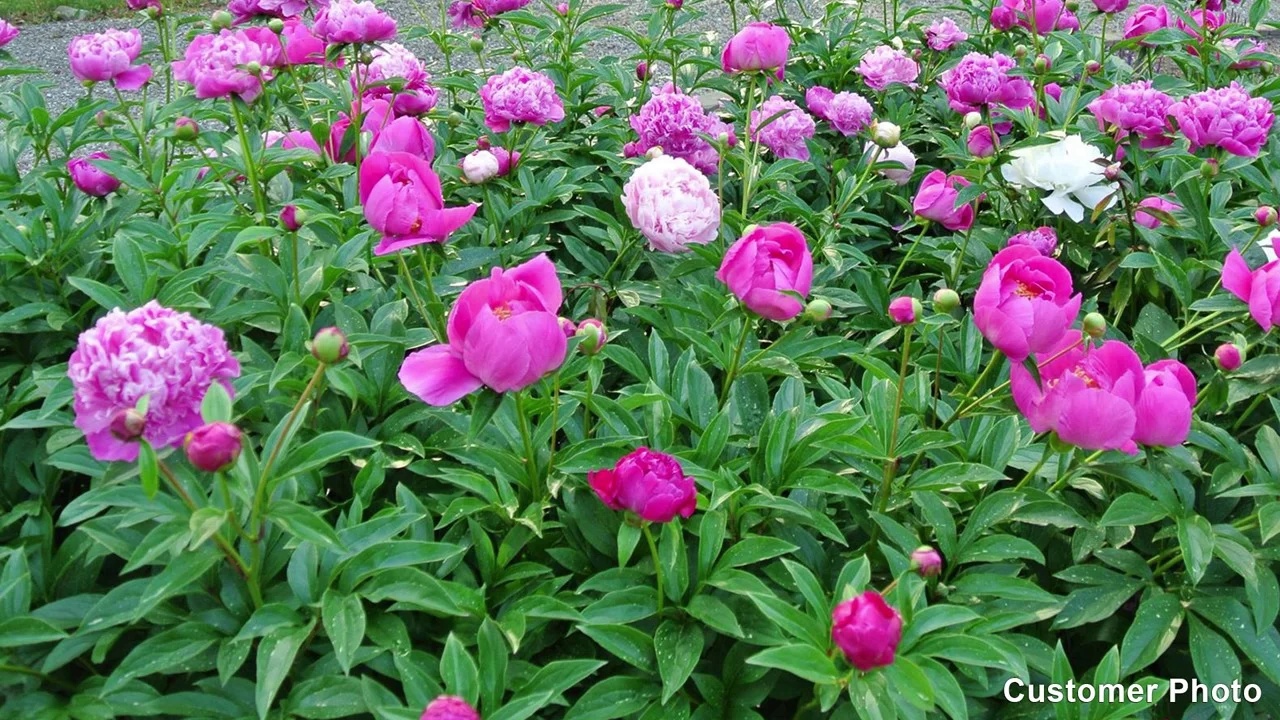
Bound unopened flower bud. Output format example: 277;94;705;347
1065;0;1077;10
872;121;901;149
447;112;465;127
280;204;304;231
1013;44;1027;59
475;136;491;151
912;48;923;60
1034;54;1050;73
933;288;960;313
268;18;285;33
576;318;607;354
556;2;568;14
145;5;162;19
1214;343;1243;371
717;131;731;145
1200;158;1219;179
245;61;262;77
109;408;146;442
311;327;349;364
1254;206;1277;227
889;296;920;325
1085;60;1101;74
963;111;982;129
185;422;242;472
95;110;110;127
1104;163;1121;181
636;61;649;81
559;317;577;337
212;9;233;29
1083;312;1106;338
468;36;485;53
666;0;683;7
910;546;942;578
890;36;904;51
645;145;664;159
804;298;833;322
174;116;199;141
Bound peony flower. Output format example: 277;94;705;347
1123;4;1170;43
991;0;1079;33
913;170;976;231
889;296;920;324
184;422;242;472
1132;359;1197;447
721;22;790;78
967;124;997;157
356;42;438;115
267;129;322;154
973;245;1082;361
717;223;813;321
1087;81;1174;149
805;86;873;136
369;116;436;160
868;141;916;185
1007;227;1058;255
629;83;735;174
911;547;943;577
399;254;566;404
280;18;327;65
68;29;152;91
1134;196;1181;228
1176;9;1224;43
68;152;121;197
622;154;721;253
1169;83;1275;158
1221;249;1280;331
749;95;816;160
172;28;280;103
1093;0;1129;12
1000;134;1116;222
67;301;241;462
588;447;697;523
448;0;530;28
1222;38;1267;69
421;696;479;720
831;591;902;671
0;19;20;49
480;66;565;133
858;45;920;91
314;0;397;44
939;52;1035;116
926;18;968;51
460;149;500;183
358;151;477;255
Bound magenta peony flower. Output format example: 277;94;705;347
480;66;564;133
68;301;241;462
926;18;968;51
368;116;435;160
68;29;152;91
358;152;476;255
831;591;902;671
448;0;530;28
184;422;242;472
172;28;280;102
939;52;1035;116
1176;8;1224;43
749;95;816;160
721;21;790;78
314;0;397;43
1222;38;1267;69
622;154;721;253
126;0;164;10
967;124;997;157
913;170;976;231
1222;249;1280;331
1134;196;1181;228
805;86;873;136
1093;0;1129;12
0;19;19;49
1007;227;1058;255
990;4;1016;30
717;222;813;321
1087;81;1174;149
68;152;122;197
629;83;735;175
1169;83;1275;158
399;254;566;405
991;0;1079;33
356;42;438;115
1123;4;1170;43
420;696;479;720
1132;359;1197;447
588;447;697;523
267;129;322;154
280;18;328;65
973;245;1082;361
858;45;920;91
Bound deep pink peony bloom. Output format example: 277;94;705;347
991;0;1079;34
858;45;920;91
358;151;477;255
749;95;816;160
913;170;976;231
622;154;721;253
281;18;327;65
267;129;323;154
1221;38;1266;69
1087;81;1174;148
172;28;280;102
721;22;790;78
369;116;436;160
314;0;397;43
973;245;1082;361
448;0;531;28
399;254;566;404
420;696;479;720
68;29;152;91
1132;359;1196;447
184;422;242;472
1222;249;1280;331
629;83;735;175
1134;196;1181;228
1093;0;1129;12
356;43;438;115
990;4;1017;30
480;66;564;133
831;591;902;671
1124;4;1170;43
926;18;968;51
967;124;997;157
1007;227;1058;255
939;52;1035;116
589;447;697;523
717;223;813;321
806;86;873;136
1176;8;1224;43
0;19;18;49
1169;83;1275;158
68;152;121;196
68;301;241;462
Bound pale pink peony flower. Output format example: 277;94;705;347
1007;227;1058;255
68;29;152;91
314;0;397;44
857;45;920;92
629;83;735;175
172;28;280;102
1123;4;1170;43
0;19;19;49
1087;80;1174;149
749;95;816;160
480;66;565;133
622;154;721;253
356;42;438;115
806;86;873;136
926;18;968;51
1169;82;1275;158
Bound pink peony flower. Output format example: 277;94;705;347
629;83;735;175
68;29;152;91
1093;0;1129;12
939;52;1035;116
1123;4;1170;43
858;45;920;91
622;154;721;253
1221;249;1280;331
913;170;976;231
1169;83;1275;158
1007;227;1058;255
1134;196;1181;228
973;245;1082;361
749;95;816;160
267;129;322;154
926;18;968;51
831;592;902;671
67;301;241;462
126;0;164;10
1087;81;1174;148
68;152;121;196
806;86;873;136
967;124;997;157
480;66;565;133
369;116;436;160
184;422;242;472
172;28;280;102
1132;359;1197;447
991;0;1079;33
399;254;566;404
0;19;17;49
721;21;790;78
314;0;397;43
1222;38;1267;69
280;18;328;65
589;447;697;523
1176;8;1224;43
448;0;530;27
420;696;479;720
356;42;438;115
717;222;813;321
358;151;477;255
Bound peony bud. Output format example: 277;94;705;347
910;546;943;578
447;111;465;127
145;4;163;19
963;111;982;129
1214;343;1243;371
184;422;242;472
461;150;501;184
174;117;199;141
559;317;577;337
831;591;902;671
871;121;901;149
1065;0;1078;10
421;696;480;720
312;327;349;364
1013;44;1027;59
804;298;833;322
280;204;304;231
1083;312;1106;338
468;36;484;53
1085;60;1101;74
576;318;607;354
1034;54;1050;73
933;288;960;313
555;2;568;14
888;296;921;325
1255;206;1277;227
212;9;233;29
1104;163;1121;181
268;18;284;33
636;61;649;81
476;136;492;151
96;110;110;128
109;408;146;442
644;145;664;160
666;0;683;6
1200;159;1219;179
245;61;262;77
589;447;696;523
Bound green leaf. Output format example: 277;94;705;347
576;623;655;672
269;500;347;552
478;618;509;715
441;633;480;706
1099;493;1168;527
138;440;159;499
0;616;68;647
321;589;365;674
67;276;131;312
257;622;313;719
187;507;226;549
201;382;234;423
745;644;841;684
1120;591;1184;675
885;656;934;711
655;620;703;703
133;549;220;621
275;431;379;481
105;622;221;692
711;536;797;574
564;676;658;720
1188;616;1242;719
1176;514;1214;584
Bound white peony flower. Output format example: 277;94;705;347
1000;134;1117;222
621;154;721;253
461;150;500;184
865;141;916;186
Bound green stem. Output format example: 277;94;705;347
1014;442;1053;490
740;74;764;217
515;391;540;495
398;252;433;333
867;326;912;550
643;524;665;614
229;98;268;226
889;223;929;290
1165;315;1238;351
158;460;259;606
415;246;447;340
252;365;325;531
718;315;754;408
0;664;77;691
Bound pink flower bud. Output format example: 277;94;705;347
888;296;921;325
420;695;479;720
576;318;607;354
476;136;491;151
556;2;568;14
588;447;697;523
280;204;303;231
1256;206;1278;227
109;408;146;442
831;591;902;671
175;116;199;140
636;61;649;81
1214;343;1243;371
559;317;577;337
1104;163;1121;181
911;546;943;577
184;422;242;472
312;327;349;364
666;0;683;7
